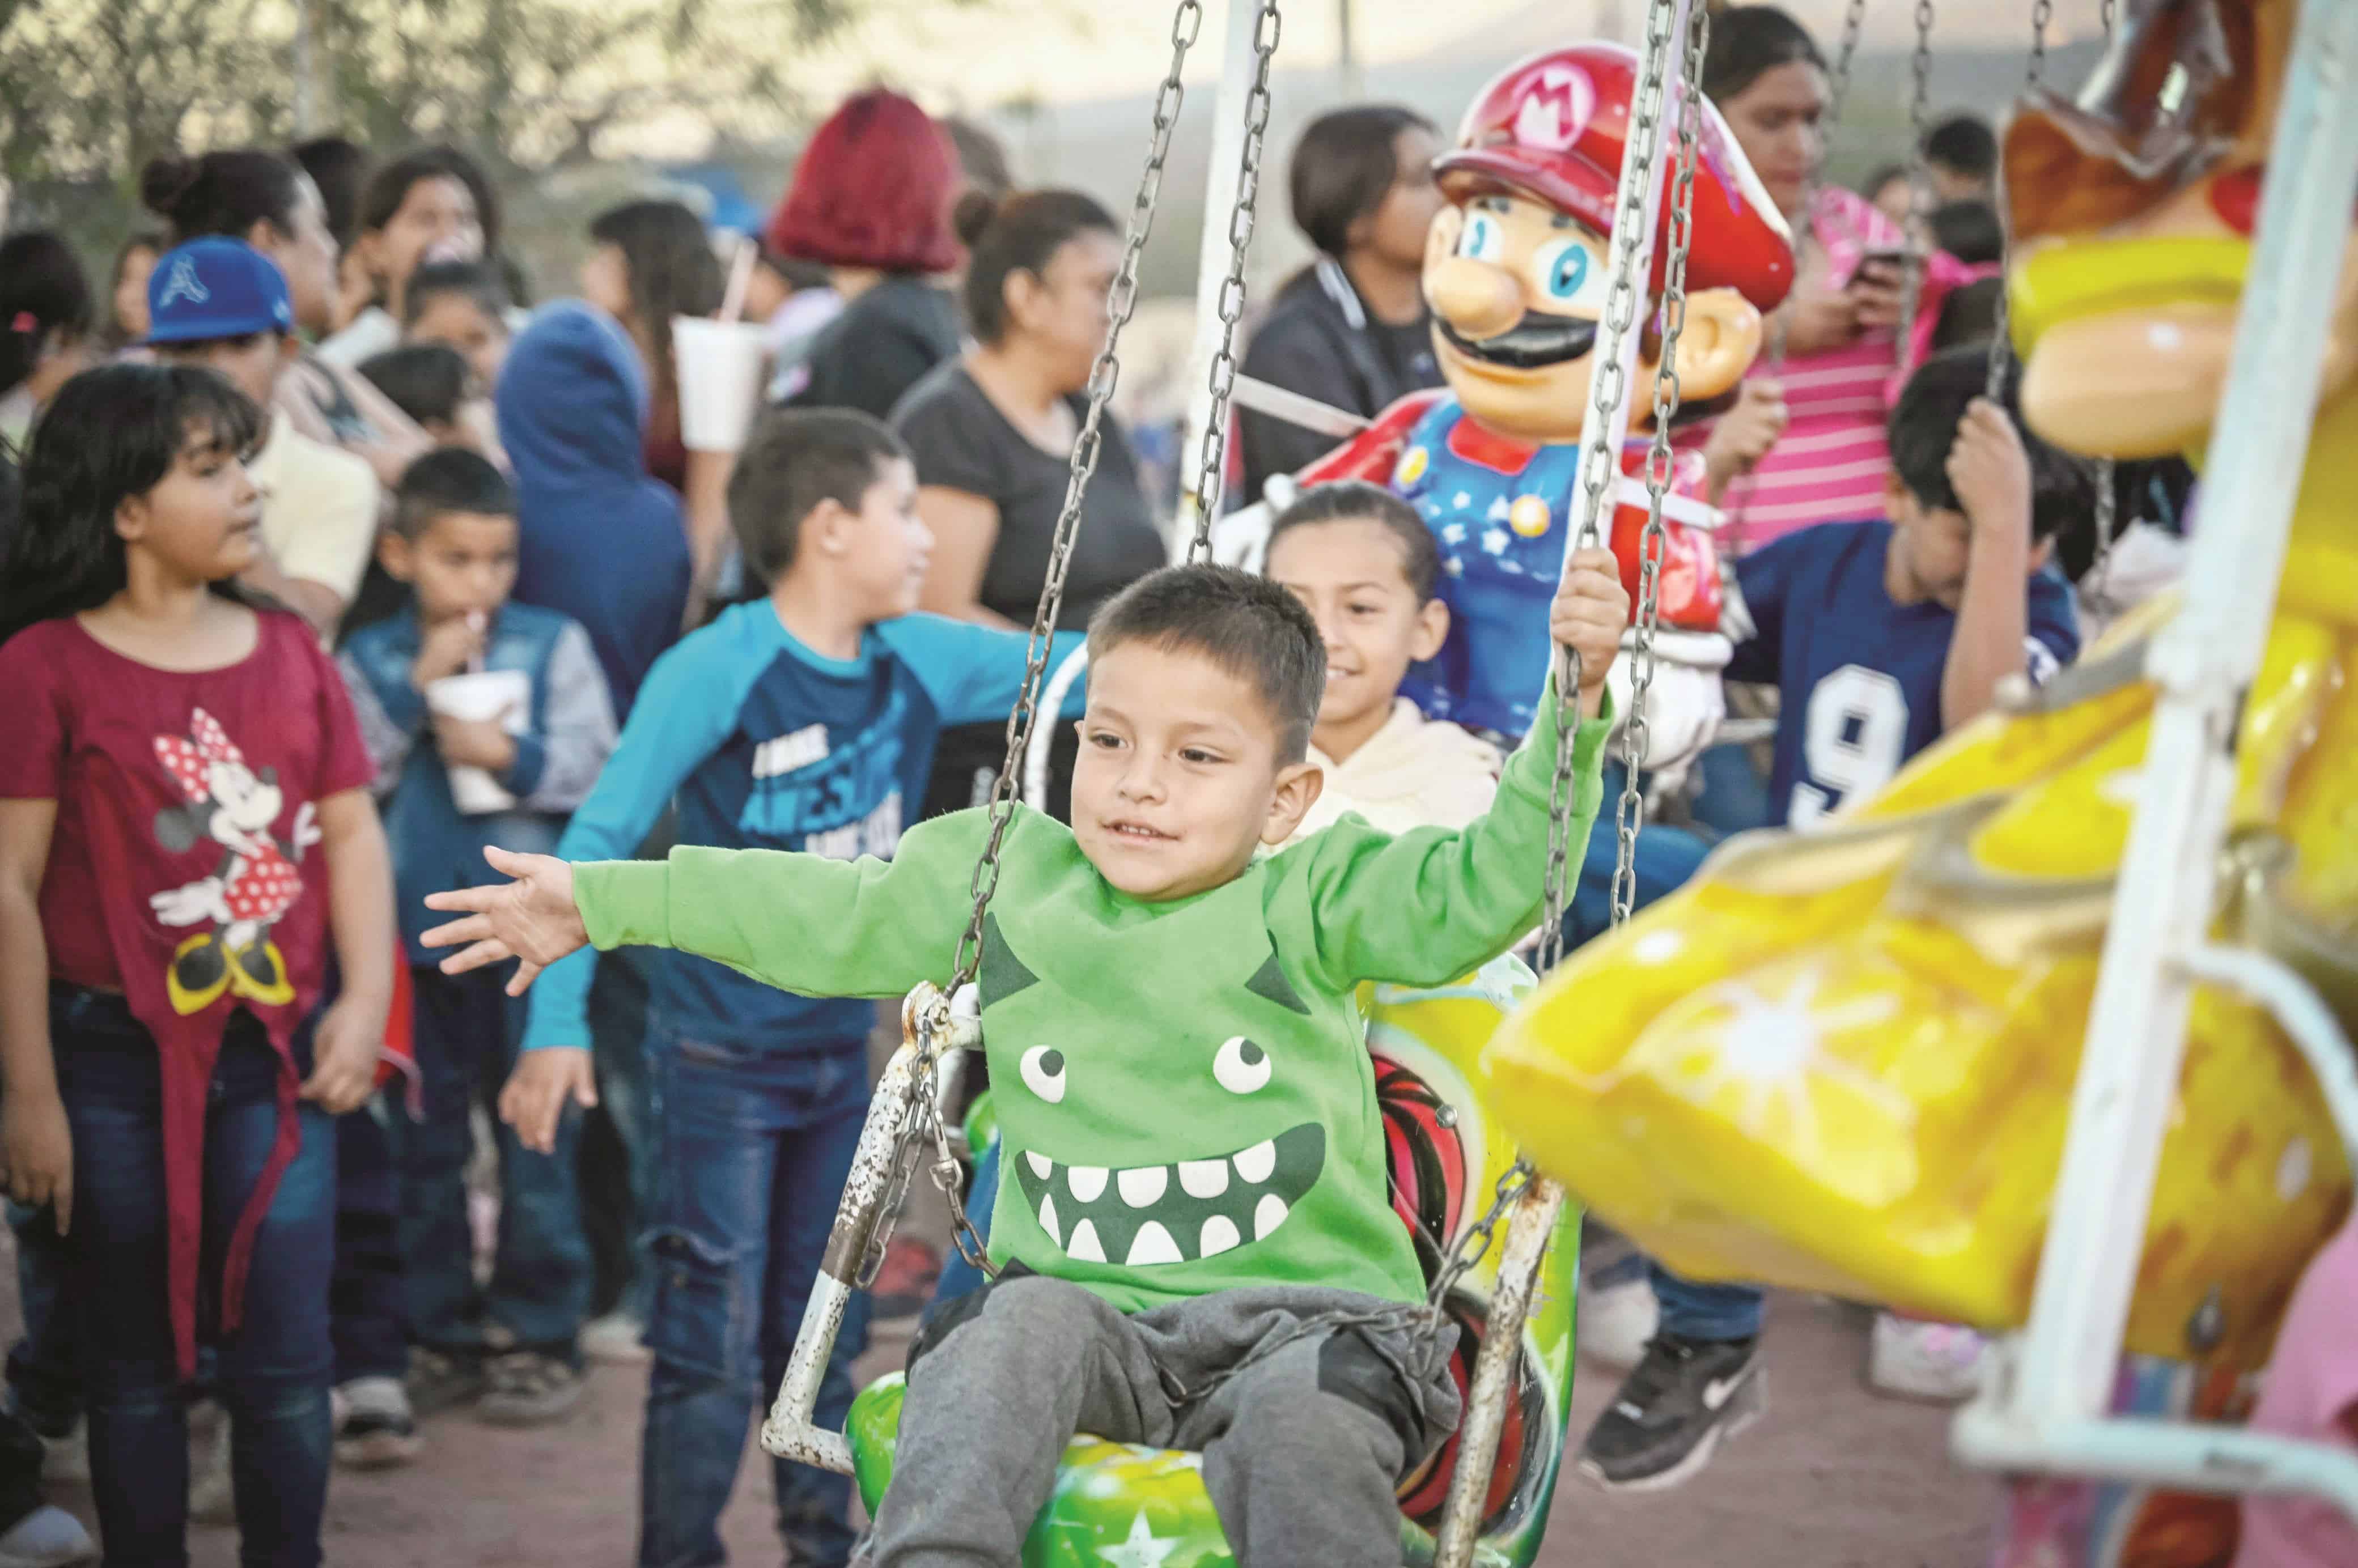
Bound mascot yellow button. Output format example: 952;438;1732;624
1510;495;1552;538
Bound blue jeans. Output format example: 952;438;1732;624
396;964;590;1357
52;987;334;1568
331;1105;408;1383
586;949;654;1320
639;1027;872;1568
7;1199;77;1434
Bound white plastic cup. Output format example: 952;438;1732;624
672;316;770;453
426;669;531;815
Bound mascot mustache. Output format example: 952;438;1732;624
1439;311;1600;370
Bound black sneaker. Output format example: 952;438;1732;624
406;1348;489;1418
1577;1333;1765;1492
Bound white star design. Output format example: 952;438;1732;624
1482;527;1511;556
1453;490;1474;509
1440;522;1468;545
1445;556;1466;576
1649;970;1915;1161
1096;1510;1179;1568
1487;495;1512;522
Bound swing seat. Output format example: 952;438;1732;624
1483;597;2358;1370
845;957;1580;1568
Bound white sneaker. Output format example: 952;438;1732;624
1577;1271;1659;1373
186;1401;235;1527
1868;1312;1987;1402
580;1311;651;1367
32;1422;86;1488
333;1375;421;1469
0;1504;95;1567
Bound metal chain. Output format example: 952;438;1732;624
1984;0;2051;403
1186;1;1283;560
2086;0;2120;586
1826;0;1872;128
863;1;1206;1277
1612;0;1710;927
1895;0;1936;376
2101;0;2116;35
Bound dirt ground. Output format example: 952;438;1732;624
10;1281;1997;1567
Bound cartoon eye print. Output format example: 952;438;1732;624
1531;237;1606;309
1458;209;1507;264
1021;1046;1068;1104
1213;1036;1271;1096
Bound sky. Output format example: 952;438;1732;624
802;0;2120;116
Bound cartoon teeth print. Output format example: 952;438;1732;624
1008;1034;1326;1268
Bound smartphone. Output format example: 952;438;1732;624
1853;248;1919;285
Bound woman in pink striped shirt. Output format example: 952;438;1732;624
1702;7;1986;549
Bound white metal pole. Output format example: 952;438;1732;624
1174;0;1271;551
2003;0;2358;1426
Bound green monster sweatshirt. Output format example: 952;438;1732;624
573;682;1609;1312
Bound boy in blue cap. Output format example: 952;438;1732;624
147;237;380;643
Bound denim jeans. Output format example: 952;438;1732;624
585;949;654;1321
52;987;334;1568
396;964;591;1357
639;1027;872;1568
6;1200;77;1435
331;1104;408;1383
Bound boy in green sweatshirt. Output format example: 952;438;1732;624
422;553;1628;1567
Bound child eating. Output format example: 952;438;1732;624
422;546;1628;1566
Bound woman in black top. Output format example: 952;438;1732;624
893;188;1167;819
1236;104;1448;507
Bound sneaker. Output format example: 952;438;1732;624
406;1347;489;1418
478;1352;584;1427
186;1403;234;1527
1577;1333;1766;1493
869;1238;941;1323
1868;1312;1987;1403
333;1376;422;1469
0;1504;95;1567
1577;1269;1659;1374
579;1311;650;1367
29;1421;86;1488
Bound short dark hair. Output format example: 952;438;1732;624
1928;199;2003;266
404;259;512;330
1929;277;2004;352
1088;564;1326;765
1702;6;1827;104
361;146;503;253
290;135;373;249
1263;481;1441;602
359;343;473;430
955;189;1119;346
392;445;515;541
726;407;909;585
1888;345;2092;543
1923;113;2000;182
1288;105;1437;260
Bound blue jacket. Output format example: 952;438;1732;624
498;301;692;717
338;602;618;964
521;601;1084;1056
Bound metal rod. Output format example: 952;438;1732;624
1434;1180;1566;1567
1999;0;2358;1427
2172;944;2358;1170
1174;0;1274;553
1232;372;1370;439
1953;1408;2358;1520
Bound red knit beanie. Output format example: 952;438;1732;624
766;90;962;275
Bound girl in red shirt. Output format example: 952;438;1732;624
0;362;395;1568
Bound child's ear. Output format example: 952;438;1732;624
377;530;417;583
114;492;149;545
808;498;851;557
1410;596;1450;664
2028;537;2056;573
1262;760;1325;847
1883;470;1914;519
1665;289;1765;404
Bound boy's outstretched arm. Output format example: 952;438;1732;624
1290;548;1627;992
1941;397;2039;729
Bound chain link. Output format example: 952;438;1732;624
1826;0;1871;127
864;1;1207;1275
1984;0;2051;403
2087;0;2121;585
1896;0;1936;377
1186;1;1282;560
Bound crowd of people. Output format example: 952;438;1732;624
0;5;2341;1568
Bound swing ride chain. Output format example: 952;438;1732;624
1896;0;1935;377
1612;0;1710;929
1826;0;1872;128
2084;0;2120;588
859;0;1207;1286
1186;1;1283;560
1984;0;2051;403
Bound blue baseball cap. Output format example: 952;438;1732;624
146;238;296;345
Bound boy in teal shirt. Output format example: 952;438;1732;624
425;549;1629;1566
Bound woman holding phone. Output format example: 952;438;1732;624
1700;5;1984;546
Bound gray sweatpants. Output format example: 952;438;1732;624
869;1271;1462;1568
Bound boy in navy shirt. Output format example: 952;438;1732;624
498;409;1084;1568
1581;346;2086;1492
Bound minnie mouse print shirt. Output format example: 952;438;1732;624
0;609;371;1373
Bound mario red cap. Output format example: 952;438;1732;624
1436;43;1795;312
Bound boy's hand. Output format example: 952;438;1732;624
412;617;487;692
1946;397;2033;539
1;1090;73;1235
421;846;586;996
499;1047;597;1157
432;708;518;772
1702;380;1788;497
301;993;385;1115
1550;547;1631;718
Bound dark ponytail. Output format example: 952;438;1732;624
958;189;1118;346
0;231;95;406
141;148;309;244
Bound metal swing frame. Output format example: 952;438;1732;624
758;3;1715;1564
